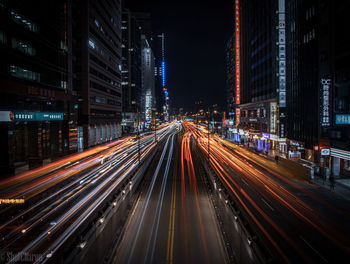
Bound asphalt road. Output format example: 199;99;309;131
186;122;350;263
113;130;228;264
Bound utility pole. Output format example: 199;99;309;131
137;109;141;164
207;107;210;163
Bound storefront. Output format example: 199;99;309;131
331;148;350;177
0;111;70;172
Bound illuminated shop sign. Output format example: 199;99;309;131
14;112;63;121
335;114;350;125
320;78;331;127
278;0;286;107
270;102;277;134
236;108;240;125
145;93;152;122
330;148;350;160
262;133;270;140
235;0;240;106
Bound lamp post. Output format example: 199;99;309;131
137;109;141;164
207;108;210;163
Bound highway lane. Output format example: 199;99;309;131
112;128;228;264
0;124;176;263
186;121;350;263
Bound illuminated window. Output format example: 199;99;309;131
61;81;67;89
10;10;38;32
88;39;96;49
12;38;35;56
0;31;6;44
10;65;40;81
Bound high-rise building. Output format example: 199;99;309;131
121;9;142;132
225;35;235;121
237;0;282;153
141;35;155;127
72;0;122;150
152;33;168;121
0;0;77;175
286;0;350;173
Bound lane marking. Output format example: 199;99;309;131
261;198;274;211
241;178;249;186
300;236;328;263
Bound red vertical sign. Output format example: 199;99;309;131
235;0;241;125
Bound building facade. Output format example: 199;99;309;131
225;35;235;121
0;0;77;175
152;33;168;121
235;0;283;154
121;9;142;132
72;0;122;150
141;35;155;127
286;0;350;175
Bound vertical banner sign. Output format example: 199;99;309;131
278;0;286;138
235;0;240;125
320;78;331;127
270;102;277;134
236;108;240;126
278;0;286;107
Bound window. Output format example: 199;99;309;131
10;65;40;81
61;81;67;89
12;38;35;56
0;30;6;45
11;10;38;32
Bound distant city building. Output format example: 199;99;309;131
0;0;77;175
237;0;282;154
286;0;350;173
225;35;235;123
72;0;122;150
152;33;168;121
121;9;142;132
141;35;155;127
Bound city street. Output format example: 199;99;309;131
1;1;349;263
112;129;229;264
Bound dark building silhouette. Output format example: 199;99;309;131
286;0;350;174
72;0;122;150
121;9;142;132
225;35;235;120
0;0;77;175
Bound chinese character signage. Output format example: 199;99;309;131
235;0;240;105
335;114;350;125
278;0;286;107
270;102;277;134
13;112;63;121
320;78;331;127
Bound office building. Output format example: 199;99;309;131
225;34;235;121
286;0;350;174
236;0;283;153
121;9;142;132
141;35;155;127
0;0;77;175
72;0;122;150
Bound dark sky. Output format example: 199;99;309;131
125;0;233;112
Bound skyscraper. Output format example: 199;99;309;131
286;0;350;173
72;0;122;150
237;0;282;153
225;35;235;122
152;33;168;121
121;9;142;132
0;0;77;175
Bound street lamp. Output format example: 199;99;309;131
207;108;210;163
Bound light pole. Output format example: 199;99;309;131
137;109;141;164
207;108;210;164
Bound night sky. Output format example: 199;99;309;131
125;0;234;112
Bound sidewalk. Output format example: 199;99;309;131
312;175;350;200
226;138;350;200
